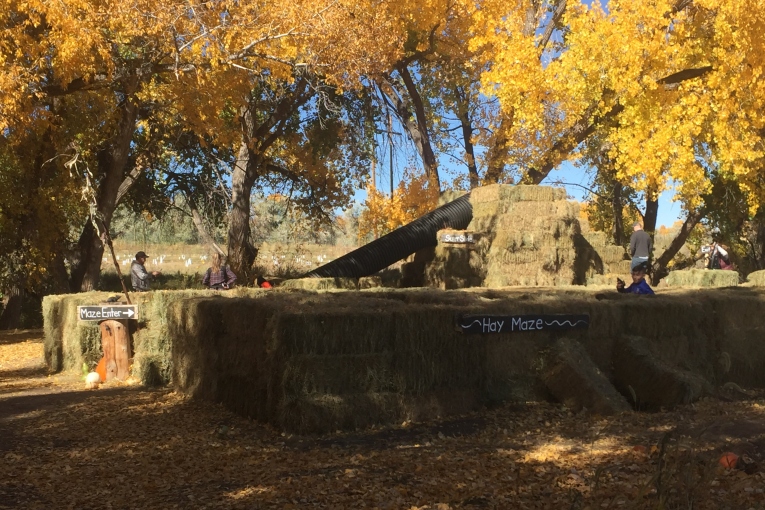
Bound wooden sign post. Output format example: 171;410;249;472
78;304;138;381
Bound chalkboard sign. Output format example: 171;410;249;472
456;314;589;334
440;233;474;244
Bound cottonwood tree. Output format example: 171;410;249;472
471;0;765;281
1;0;384;289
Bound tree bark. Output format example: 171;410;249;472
183;188;218;250
397;67;439;190
70;79;141;292
643;193;659;233
612;180;624;246
454;87;480;188
650;209;705;285
225;81;314;283
483;114;512;184
381;70;440;190
227;138;259;283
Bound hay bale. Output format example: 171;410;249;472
600;246;628;265
542;338;631;415
583;232;608;249
512;185;567;202
281;277;359;290
359;276;382;289
609;260;633;275
42;288;261;385
746;270;765;286
469;183;508;204
613;336;709;408
438;190;468;206
666;269;739;287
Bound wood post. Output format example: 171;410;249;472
99;319;131;381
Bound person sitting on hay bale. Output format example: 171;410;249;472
616;262;654;295
202;252;237;290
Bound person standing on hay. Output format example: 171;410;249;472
202;252;237;290
629;221;652;271
616;262;654;295
131;251;161;292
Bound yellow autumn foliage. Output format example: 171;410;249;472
471;0;765;212
359;171;439;240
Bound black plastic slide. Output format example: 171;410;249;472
304;193;473;279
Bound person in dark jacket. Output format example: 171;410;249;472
617;262;654;295
131;251;161;291
629;222;653;271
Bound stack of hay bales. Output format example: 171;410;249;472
42;288;264;385
426;184;626;288
424;229;484;289
578;230;632;285
170;291;487;434
665;269;739;287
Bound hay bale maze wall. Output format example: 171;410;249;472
167;287;765;433
665;269;740;288
425;185;628;289
42;288;265;385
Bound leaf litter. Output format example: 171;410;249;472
1;330;764;509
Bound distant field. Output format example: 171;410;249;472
101;242;358;278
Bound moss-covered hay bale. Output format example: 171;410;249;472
665;269;739;287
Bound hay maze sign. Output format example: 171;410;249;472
457;314;589;334
77;305;138;321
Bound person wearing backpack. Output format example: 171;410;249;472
202;252;237;290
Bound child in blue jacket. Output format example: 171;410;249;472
617;262;655;295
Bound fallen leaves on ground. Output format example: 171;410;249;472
1;331;764;509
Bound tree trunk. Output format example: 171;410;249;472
650;209;705;285
183;188;219;251
455;87;480;189
227;133;260;283
70;80;140;292
483;113;513;184
398;66;440;190
643;193;659;233
612;180;624;246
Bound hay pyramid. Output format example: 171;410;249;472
425;184;628;288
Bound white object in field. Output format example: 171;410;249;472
85;371;101;389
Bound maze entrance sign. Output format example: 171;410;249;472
77;305;138;321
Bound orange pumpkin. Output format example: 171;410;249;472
719;452;738;469
95;357;107;382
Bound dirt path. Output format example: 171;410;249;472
1;330;765;509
